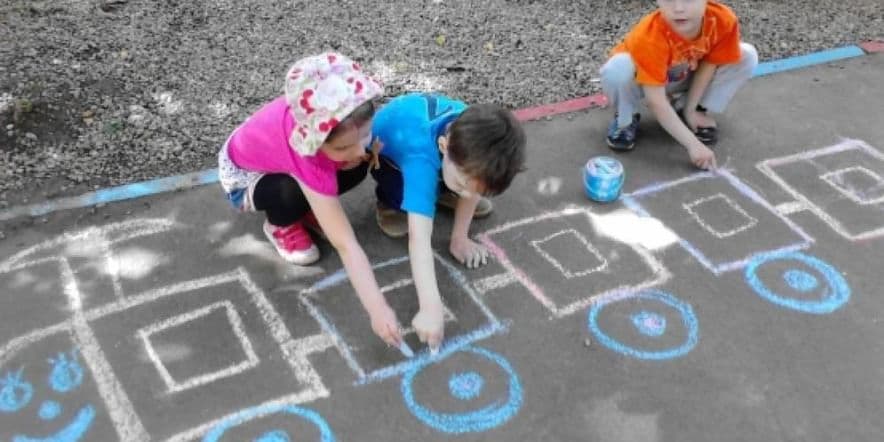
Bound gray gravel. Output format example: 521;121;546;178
1;0;882;210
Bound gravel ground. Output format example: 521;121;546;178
1;0;882;211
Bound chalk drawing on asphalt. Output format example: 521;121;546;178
757;138;884;241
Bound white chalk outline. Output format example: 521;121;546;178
622;170;814;275
774;201;807;215
1;266;332;441
819;166;884;206
0;219;181;441
472;272;518;295
0;219;332;441
477;206;671;318
529;229;609;278
683;193;759;238
299;253;503;384
138;301;260;394
758;139;884;241
378;278;457;334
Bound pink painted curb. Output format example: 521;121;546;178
513;94;608;122
860;40;884;53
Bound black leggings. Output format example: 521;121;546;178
253;161;369;226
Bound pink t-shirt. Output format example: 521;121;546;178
227;96;341;196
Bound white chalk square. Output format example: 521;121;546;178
479;207;670;318
820;166;884;205
300;255;501;381
757;139;884;241
378;278;457;336
137;301;259;393
87;270;327;440
683;193;759;238
530;229;608;278
623;171;812;274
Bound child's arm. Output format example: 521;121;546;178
642;84;717;170
682;61;718;131
407;213;446;349
449;194;489;269
301;185;402;346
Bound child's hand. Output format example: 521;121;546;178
412;305;445;350
687;144;717;170
368;302;402;347
449;237;489;269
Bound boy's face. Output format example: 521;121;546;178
657;0;707;38
319;121;373;163
439;137;484;198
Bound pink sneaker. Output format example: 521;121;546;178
262;220;319;265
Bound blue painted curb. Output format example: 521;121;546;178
753;45;866;77
0;44;875;222
0;169;218;222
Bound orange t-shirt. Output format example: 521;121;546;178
611;1;742;86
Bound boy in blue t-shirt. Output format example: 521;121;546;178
371;93;526;350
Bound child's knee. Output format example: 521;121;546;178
738;42;759;71
600;53;637;87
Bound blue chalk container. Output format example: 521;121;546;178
583;156;624;202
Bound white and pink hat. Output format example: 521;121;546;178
284;52;384;156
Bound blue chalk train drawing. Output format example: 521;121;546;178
0;349;96;442
0;139;876;439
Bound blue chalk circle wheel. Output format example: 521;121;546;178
583;156;625;203
745;251;850;314
588;289;699;360
400;346;523;434
202;403;335;442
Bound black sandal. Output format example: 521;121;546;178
694;126;718;145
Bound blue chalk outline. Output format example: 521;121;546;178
38;400;62;421
48;351;84;393
448;371;484;400
0;46;871;223
588;290;699;360
202;403;335;442
0;369;33;413
255;429;291;442
783;269;819;292
400;346;522;434
745;251;850;314
13;405;96;442
631;311;667;337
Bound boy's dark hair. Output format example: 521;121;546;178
328;100;376;141
448;104;527;196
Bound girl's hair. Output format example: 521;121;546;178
327;100;376;141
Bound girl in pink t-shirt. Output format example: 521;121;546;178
217;52;402;346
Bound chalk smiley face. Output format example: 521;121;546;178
0;350;96;442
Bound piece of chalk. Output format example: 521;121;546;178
398;341;415;358
429;345;439;357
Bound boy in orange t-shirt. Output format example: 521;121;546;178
600;0;758;169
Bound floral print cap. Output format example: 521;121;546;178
284;52;384;156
